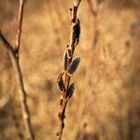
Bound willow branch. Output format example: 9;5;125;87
57;0;82;139
0;0;34;139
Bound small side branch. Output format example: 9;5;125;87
0;31;14;52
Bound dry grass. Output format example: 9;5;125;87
0;0;140;140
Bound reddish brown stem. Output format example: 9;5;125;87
57;57;72;140
15;0;25;52
57;1;81;139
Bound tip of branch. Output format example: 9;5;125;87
70;7;78;23
20;0;25;3
74;0;81;7
70;0;81;23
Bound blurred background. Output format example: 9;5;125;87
0;0;140;140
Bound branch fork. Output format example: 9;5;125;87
0;0;34;140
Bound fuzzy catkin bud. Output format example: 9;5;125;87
67;83;75;98
68;57;81;76
57;72;65;93
63;51;67;70
70;19;81;46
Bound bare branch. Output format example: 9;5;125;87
0;30;14;52
15;0;25;52
12;57;35;140
0;0;34;139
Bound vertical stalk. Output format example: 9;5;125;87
57;0;82;139
12;56;35;140
15;0;25;52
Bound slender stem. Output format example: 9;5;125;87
57;0;81;139
58;101;68;140
12;56;35;140
57;58;72;139
15;0;25;52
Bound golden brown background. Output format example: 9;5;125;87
0;0;140;140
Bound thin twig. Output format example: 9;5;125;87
15;0;25;52
57;0;82;139
0;0;34;139
13;55;34;140
0;31;14;52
